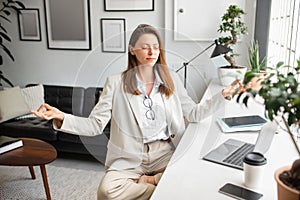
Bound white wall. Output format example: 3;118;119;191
3;0;165;87
164;0;257;101
2;0;256;102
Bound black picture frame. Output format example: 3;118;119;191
44;0;91;50
100;18;126;53
17;9;41;41
104;0;154;11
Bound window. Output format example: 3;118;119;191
267;0;300;68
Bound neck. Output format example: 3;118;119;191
138;67;155;84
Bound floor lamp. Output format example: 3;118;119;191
176;39;232;88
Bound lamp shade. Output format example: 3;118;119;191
176;39;232;88
210;40;232;58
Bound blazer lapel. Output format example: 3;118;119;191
125;92;143;127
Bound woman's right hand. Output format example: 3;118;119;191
30;103;64;122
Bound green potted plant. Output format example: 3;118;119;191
235;60;300;200
217;4;248;86
0;0;25;88
242;40;267;85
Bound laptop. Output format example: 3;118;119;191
202;121;277;170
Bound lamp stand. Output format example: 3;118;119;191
176;42;216;88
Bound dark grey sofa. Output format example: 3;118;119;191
0;84;109;163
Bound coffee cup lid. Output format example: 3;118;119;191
243;152;267;166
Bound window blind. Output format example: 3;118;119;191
267;0;300;70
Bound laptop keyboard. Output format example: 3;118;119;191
222;143;255;167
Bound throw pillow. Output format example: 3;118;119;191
21;84;45;111
18;84;45;119
0;87;30;123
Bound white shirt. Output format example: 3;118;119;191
136;72;169;143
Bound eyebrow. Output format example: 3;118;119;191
140;43;159;45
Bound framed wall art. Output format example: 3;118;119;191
44;0;91;50
104;0;154;11
18;9;41;41
100;18;126;53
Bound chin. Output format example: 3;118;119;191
142;63;156;67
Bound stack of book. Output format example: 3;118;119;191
216;115;268;133
0;136;23;154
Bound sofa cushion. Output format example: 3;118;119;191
21;84;44;111
17;84;45;119
0;118;57;141
0;87;30;123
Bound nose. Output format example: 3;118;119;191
148;47;153;55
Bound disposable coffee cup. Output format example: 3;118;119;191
243;152;267;189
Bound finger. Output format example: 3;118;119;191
30;109;37;115
225;96;232;100
237;81;243;87
42;114;53;121
36;103;47;112
31;107;52;119
43;103;53;110
37;103;54;114
222;88;230;96
30;110;45;119
230;80;238;86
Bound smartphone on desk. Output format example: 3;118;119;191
219;183;263;200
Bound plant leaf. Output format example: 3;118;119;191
3;10;10;16
296;60;300;71
0;43;14;61
9;5;21;13
15;1;25;9
0;32;11;42
0;14;11;22
243;71;257;84
0;24;7;33
236;92;244;104
242;95;249;107
276;61;284;68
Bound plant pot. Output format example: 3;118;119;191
274;166;300;200
217;66;247;86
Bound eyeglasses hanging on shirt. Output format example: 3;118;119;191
143;96;155;120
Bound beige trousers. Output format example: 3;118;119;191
97;140;175;200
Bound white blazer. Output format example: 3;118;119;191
55;71;225;170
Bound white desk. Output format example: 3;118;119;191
151;79;299;200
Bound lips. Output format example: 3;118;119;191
146;58;156;61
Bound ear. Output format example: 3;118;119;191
129;45;135;55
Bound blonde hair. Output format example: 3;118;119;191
122;24;174;98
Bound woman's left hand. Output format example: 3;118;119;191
222;77;264;100
222;80;243;100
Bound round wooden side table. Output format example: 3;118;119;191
0;137;57;200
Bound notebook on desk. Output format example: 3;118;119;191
217;115;268;133
202;121;277;170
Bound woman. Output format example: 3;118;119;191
32;24;227;200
